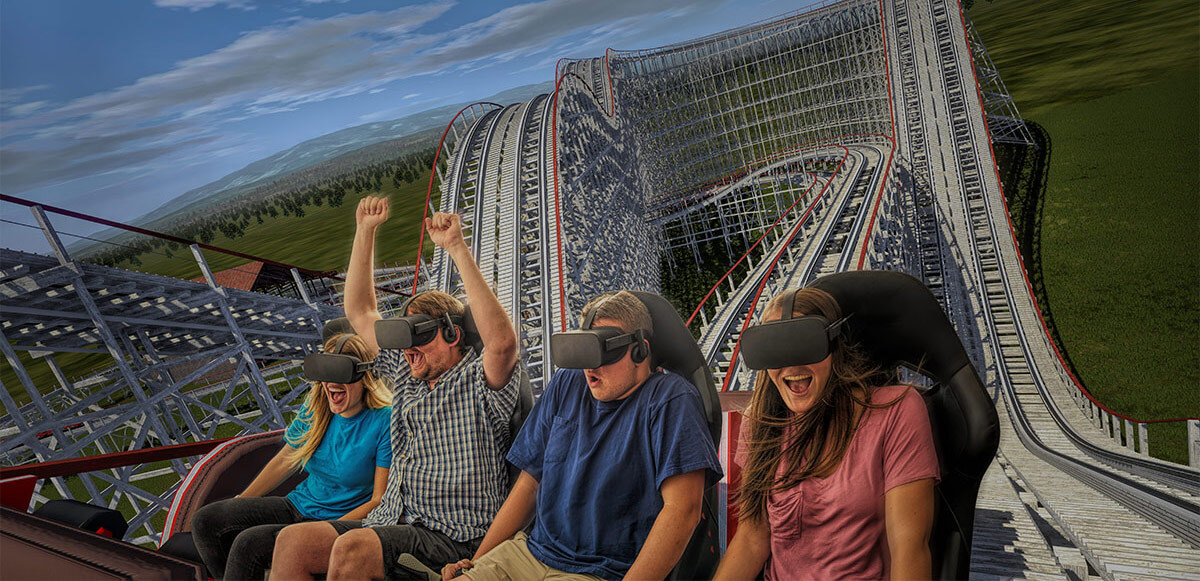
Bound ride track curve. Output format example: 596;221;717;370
416;0;1199;576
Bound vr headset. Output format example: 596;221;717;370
303;333;374;384
739;288;849;370
550;298;651;369
374;292;464;350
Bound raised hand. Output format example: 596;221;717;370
425;212;466;252
356;196;389;230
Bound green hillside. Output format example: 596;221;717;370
970;0;1200;463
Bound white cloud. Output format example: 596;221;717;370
1;0;725;194
153;0;255;11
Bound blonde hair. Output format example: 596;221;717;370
285;334;391;468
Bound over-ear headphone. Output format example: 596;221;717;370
630;329;649;364
439;312;459;344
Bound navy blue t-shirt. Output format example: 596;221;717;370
507;368;722;580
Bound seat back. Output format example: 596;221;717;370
810;270;999;580
627;291;723;443
159;431;306;547
508;369;535;488
459;305;535;488
626;291;723;580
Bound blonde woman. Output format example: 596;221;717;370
193;333;392;580
715;288;938;580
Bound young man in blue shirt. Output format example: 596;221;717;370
443;291;722;580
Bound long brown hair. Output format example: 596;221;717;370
737;288;898;524
284;334;391;468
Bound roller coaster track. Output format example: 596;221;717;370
426;0;1198;577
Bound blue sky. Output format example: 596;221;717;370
0;0;815;252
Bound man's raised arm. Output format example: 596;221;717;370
345;196;389;353
425;212;518;389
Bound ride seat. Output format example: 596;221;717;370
626;290;723;580
808;270;1000;580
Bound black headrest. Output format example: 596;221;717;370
460;305;483;352
626;291;722;444
807;270;999;478
322;318;354;343
808;271;970;385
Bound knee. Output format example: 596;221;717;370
191;501;227;537
230;525;275;556
328;529;375;568
273;522;315;557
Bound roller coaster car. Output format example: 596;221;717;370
806;270;1001;580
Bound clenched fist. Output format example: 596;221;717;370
356;196;389;230
426;212;466;252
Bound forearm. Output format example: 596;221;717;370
445;244;516;364
338;498;381;521
473;473;537;559
713;520;771;581
239;453;296;498
345;225;382;346
624;501;700;580
889;545;930;580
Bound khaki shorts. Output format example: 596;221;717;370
465;532;604;581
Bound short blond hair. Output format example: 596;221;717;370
406;290;465;319
580;290;652;334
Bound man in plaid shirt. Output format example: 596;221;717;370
270;196;521;579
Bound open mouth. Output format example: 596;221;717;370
584;371;600;389
327;386;347;407
783;374;812;397
405;350;425;370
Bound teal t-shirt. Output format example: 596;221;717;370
284;405;392;520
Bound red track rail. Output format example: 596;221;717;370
0;438;230;480
413;102;503;295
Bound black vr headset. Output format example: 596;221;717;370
739;287;850;370
303;332;374;384
374;292;464;350
550;296;651;369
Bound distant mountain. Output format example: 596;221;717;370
69;81;552;251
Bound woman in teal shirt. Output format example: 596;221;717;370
193;333;392;580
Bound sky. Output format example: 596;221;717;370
0;0;817;253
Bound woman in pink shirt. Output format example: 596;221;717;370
715;288;940;580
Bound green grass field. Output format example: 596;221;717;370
970;0;1199;463
112;177;436;279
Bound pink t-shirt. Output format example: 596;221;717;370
734;385;939;580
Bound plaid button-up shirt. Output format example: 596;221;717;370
363;346;521;541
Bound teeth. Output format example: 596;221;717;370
784;375;811;381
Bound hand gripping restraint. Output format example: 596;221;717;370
302;333;374;384
739;288;849;370
550;297;650;369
